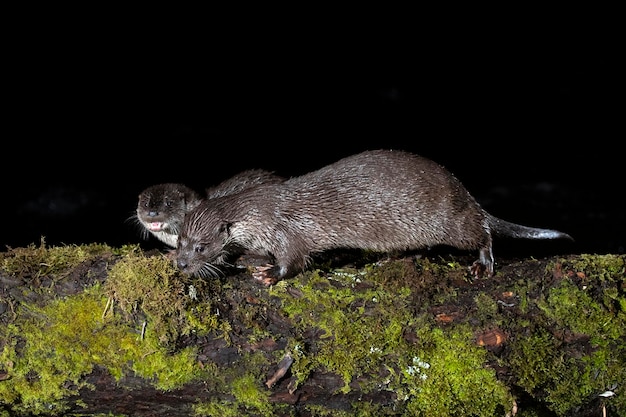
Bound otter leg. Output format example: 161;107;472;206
251;243;309;286
470;245;495;278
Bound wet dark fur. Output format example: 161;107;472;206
134;169;283;247
204;169;284;199
175;150;573;280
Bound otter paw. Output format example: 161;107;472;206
469;261;494;279
252;264;279;286
469;261;485;279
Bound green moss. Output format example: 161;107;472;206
104;251;225;347
509;327;625;416
231;373;273;416
514;280;531;314
193;370;276;417
273;269;415;394
122;330;202;391
272;266;514;415
473;292;499;325
0;283;204;413
0;287;117;414
0;245;213;414
400;326;513;417
193;400;242;417
570;255;626;320
302;405;355;416
569;254;626;281
350;401;397;417
509;330;559;392
539;280;624;344
0;238;114;277
509;257;626;416
57;411;130;417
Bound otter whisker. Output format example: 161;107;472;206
198;262;224;278
125;213;152;241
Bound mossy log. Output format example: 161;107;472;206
0;241;624;417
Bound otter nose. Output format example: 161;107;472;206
177;259;187;270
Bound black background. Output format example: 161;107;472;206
3;23;623;261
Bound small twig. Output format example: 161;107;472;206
265;352;294;388
141;321;147;341
102;297;112;320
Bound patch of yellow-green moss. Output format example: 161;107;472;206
192;355;289;417
401;325;513;416
66;414;130;417
304;401;391;417
0;243;222;415
473;292;500;325
0;238;115;277
567;253;626;280
510;254;626;415
193;401;243;417
269;263;515;416
230;373;273;415
271;268;415;394
104;249;229;347
539;280;624;343
0;284;204;414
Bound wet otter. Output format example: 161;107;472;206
134;169;284;247
175;150;573;283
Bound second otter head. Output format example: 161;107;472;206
136;183;201;236
175;203;232;278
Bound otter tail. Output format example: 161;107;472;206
487;214;574;241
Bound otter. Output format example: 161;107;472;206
134;182;201;247
175;150;573;283
134;169;284;247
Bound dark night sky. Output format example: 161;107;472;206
3;26;623;260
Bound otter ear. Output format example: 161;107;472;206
218;221;233;237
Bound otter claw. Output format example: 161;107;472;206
252;264;279;286
470;261;493;278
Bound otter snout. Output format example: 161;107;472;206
175;245;203;275
177;258;188;270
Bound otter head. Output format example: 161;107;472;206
136;183;201;235
175;203;232;278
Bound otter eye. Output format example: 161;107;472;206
165;200;172;207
